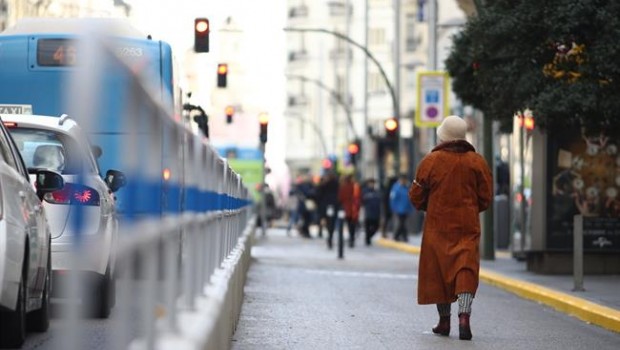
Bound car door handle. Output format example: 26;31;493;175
19;191;26;201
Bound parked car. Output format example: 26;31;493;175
0;116;64;348
3;114;126;319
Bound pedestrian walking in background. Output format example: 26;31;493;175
381;176;398;237
297;175;316;239
408;115;493;341
389;174;413;242
338;174;361;248
316;172;340;249
285;187;300;236
361;178;382;246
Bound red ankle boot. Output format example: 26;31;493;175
458;313;472;340
432;315;450;336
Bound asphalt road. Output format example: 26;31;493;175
231;228;620;350
15;227;620;350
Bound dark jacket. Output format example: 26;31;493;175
362;187;382;221
316;175;340;217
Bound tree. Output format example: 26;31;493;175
445;0;620;132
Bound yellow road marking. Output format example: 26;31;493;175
376;238;620;333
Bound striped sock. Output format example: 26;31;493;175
457;293;474;315
436;303;451;317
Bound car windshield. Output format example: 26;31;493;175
9;127;88;174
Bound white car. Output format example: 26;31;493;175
0;116;64;348
3;114;126;319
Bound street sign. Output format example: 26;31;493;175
415;71;449;128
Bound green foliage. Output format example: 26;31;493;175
445;0;620;132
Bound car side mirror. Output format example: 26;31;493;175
34;169;64;201
105;169;126;193
92;145;102;159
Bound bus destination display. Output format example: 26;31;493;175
37;39;77;66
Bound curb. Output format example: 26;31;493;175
376;238;620;334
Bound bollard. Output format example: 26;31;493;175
337;209;345;259
573;214;585;291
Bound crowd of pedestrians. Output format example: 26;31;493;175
281;171;417;248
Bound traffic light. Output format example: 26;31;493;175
225;105;235;124
259;112;269;143
194;18;209;53
384;117;399;141
217;63;228;88
347;140;361;166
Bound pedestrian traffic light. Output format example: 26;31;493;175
384;117;399;141
347;140;361;166
225;105;235;124
194;18;209;53
217;63;228;88
259;112;269;143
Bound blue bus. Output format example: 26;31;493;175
0;18;185;216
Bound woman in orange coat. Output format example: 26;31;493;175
338;174;361;247
408;115;493;341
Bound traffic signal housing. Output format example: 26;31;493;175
194;18;209;52
225;106;235;124
347;140;361;166
217;63;228;88
384;117;399;142
259;113;269;143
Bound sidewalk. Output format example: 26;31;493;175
377;235;620;334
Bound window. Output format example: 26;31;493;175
369;28;386;47
0;124;18;170
368;72;385;94
9;128;92;174
405;14;420;52
328;1;352;16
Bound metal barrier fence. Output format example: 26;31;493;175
52;22;254;350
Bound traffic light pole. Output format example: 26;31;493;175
284;27;400;175
260;141;267;236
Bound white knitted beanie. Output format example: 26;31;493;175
437;115;467;142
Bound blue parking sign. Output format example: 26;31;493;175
425;90;439;103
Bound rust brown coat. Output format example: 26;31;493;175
409;140;493;304
338;179;361;221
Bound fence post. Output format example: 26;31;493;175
573;214;585;291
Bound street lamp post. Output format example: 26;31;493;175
284;27;401;176
259;112;269;236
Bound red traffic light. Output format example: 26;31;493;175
217;63;228;87
347;142;360;155
259;113;269;143
524;116;535;131
384;118;398;131
225;106;235;124
194;18;210;52
195;19;209;33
